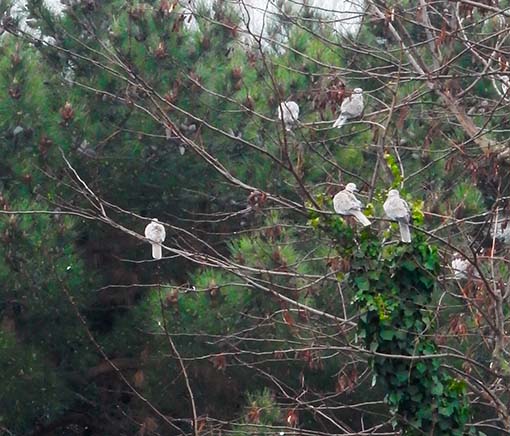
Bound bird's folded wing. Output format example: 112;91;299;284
397;199;411;220
386;199;409;220
333;192;349;213
342;100;363;118
334;192;359;214
340;97;352;113
403;199;411;214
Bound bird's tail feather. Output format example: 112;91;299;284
333;115;346;129
398;222;411;243
152;243;162;259
353;210;371;227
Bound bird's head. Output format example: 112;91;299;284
152;218;159;222
387;189;399;197
353;88;363;94
345;182;358;192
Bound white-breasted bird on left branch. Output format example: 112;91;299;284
144;218;166;259
333;182;371;227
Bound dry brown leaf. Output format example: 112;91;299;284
134;369;145;388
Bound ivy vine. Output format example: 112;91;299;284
309;200;473;435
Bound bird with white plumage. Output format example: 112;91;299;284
332;88;364;129
333;183;371;227
144;218;166;259
383;189;411;243
451;255;470;279
277;101;300;131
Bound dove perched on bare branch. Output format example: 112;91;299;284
144;218;166;259
451;255;470;279
332;88;364;129
278;101;300;131
333;183;371;226
383;190;411;243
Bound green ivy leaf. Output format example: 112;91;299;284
401;260;416;271
431;382;444;396
439;405;454;417
355;276;370;291
380;329;395;341
395;370;409;383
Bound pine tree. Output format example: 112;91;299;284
2;0;510;434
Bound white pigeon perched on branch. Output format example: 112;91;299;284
278;101;300;131
450;255;480;279
451;255;470;279
144;218;166;259
383;190;411;243
333;183;371;227
332;88;364;129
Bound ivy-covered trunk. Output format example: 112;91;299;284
354;235;471;434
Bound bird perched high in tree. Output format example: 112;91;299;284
278;101;300;131
383;190;411;243
144;218;166;259
333;183;371;226
332;88;364;129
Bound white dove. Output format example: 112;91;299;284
451;255;470;279
333;88;364;129
144;218;166;259
383;190;411;243
278;101;300;131
333;183;371;227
